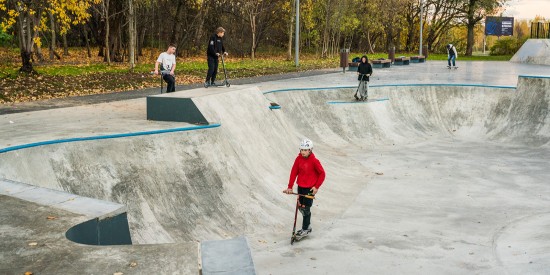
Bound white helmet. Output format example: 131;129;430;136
299;139;313;150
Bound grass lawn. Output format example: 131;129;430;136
0;47;512;103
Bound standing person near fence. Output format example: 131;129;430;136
447;44;458;69
205;27;228;87
154;44;177;93
355;55;373;101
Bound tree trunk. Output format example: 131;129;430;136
286;0;294;61
17;11;37;74
83;26;91;58
466;21;475;56
49;11;57;60
128;0;135;71
250;14;256;60
138;27;146;57
104;0;111;65
62;33;69;56
192;0;208;55
321;0;331;58
465;0;476;56
20;50;35;74
170;0;185;45
367;30;374;54
33;43;44;62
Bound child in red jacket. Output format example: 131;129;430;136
283;139;326;238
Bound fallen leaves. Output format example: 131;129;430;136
28;242;38;246
0;47;342;104
0;72;203;104
46;216;57;220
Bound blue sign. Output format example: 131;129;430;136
485;17;514;36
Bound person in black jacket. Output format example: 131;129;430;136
355;55;373;101
205;27;228;86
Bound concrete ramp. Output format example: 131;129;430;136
510;39;550;65
147;86;258;124
200;236;256;275
1;74;550;273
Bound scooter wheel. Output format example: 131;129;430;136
226;83;231;87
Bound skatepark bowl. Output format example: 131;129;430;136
1;69;550;274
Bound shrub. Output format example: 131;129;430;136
490;37;528;55
0;30;13;46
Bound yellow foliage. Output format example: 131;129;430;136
0;0;98;39
7;9;17;17
33;37;42;48
1;9;17;30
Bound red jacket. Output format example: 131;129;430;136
288;152;326;189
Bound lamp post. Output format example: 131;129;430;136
419;0;423;56
295;0;300;67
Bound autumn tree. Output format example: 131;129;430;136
0;0;100;73
454;0;507;56
424;0;461;52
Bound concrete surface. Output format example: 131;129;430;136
0;60;549;274
200;236;256;275
0;178;124;217
0;194;198;274
511;39;550;66
0;69;337;115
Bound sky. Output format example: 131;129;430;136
502;0;550;19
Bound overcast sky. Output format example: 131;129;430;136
502;0;550;19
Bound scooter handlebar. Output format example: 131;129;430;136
287;192;315;199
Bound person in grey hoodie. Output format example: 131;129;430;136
447;44;458;68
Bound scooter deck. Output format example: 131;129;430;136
327;98;390;104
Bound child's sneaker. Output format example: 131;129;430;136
296;227;312;238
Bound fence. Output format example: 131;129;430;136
531;22;550;38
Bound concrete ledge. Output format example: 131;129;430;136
147;86;258;124
1;178;132;246
200;236;256;275
372;59;391;68
0;195;198;274
0;178;125;218
410;55;426;63
348;62;360;72
146;88;229;123
394;56;411;65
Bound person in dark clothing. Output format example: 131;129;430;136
205;27;228;86
355;55;373;101
446;44;458;68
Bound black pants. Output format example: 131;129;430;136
162;74;176;93
298;186;313;230
206;56;219;83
